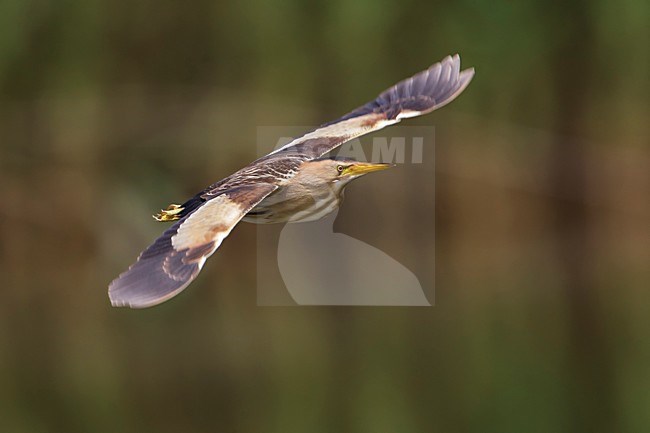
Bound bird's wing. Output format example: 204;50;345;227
269;54;474;159
109;183;277;308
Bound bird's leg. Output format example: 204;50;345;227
153;204;184;222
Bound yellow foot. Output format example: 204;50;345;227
153;204;184;221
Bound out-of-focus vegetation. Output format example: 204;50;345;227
0;1;648;432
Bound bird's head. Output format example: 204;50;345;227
296;157;394;195
302;157;394;189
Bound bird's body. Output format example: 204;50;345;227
243;157;374;224
109;54;475;308
243;178;342;224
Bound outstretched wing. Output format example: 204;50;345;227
270;54;474;159
109;184;277;308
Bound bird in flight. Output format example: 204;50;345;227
109;54;474;308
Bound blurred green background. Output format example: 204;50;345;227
0;0;648;432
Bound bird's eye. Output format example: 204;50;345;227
336;165;344;174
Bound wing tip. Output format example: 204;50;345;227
108;259;197;309
108;280;188;309
108;293;132;308
386;53;474;119
456;66;476;94
107;256;190;309
108;278;141;309
424;53;475;110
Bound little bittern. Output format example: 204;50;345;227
109;54;474;308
